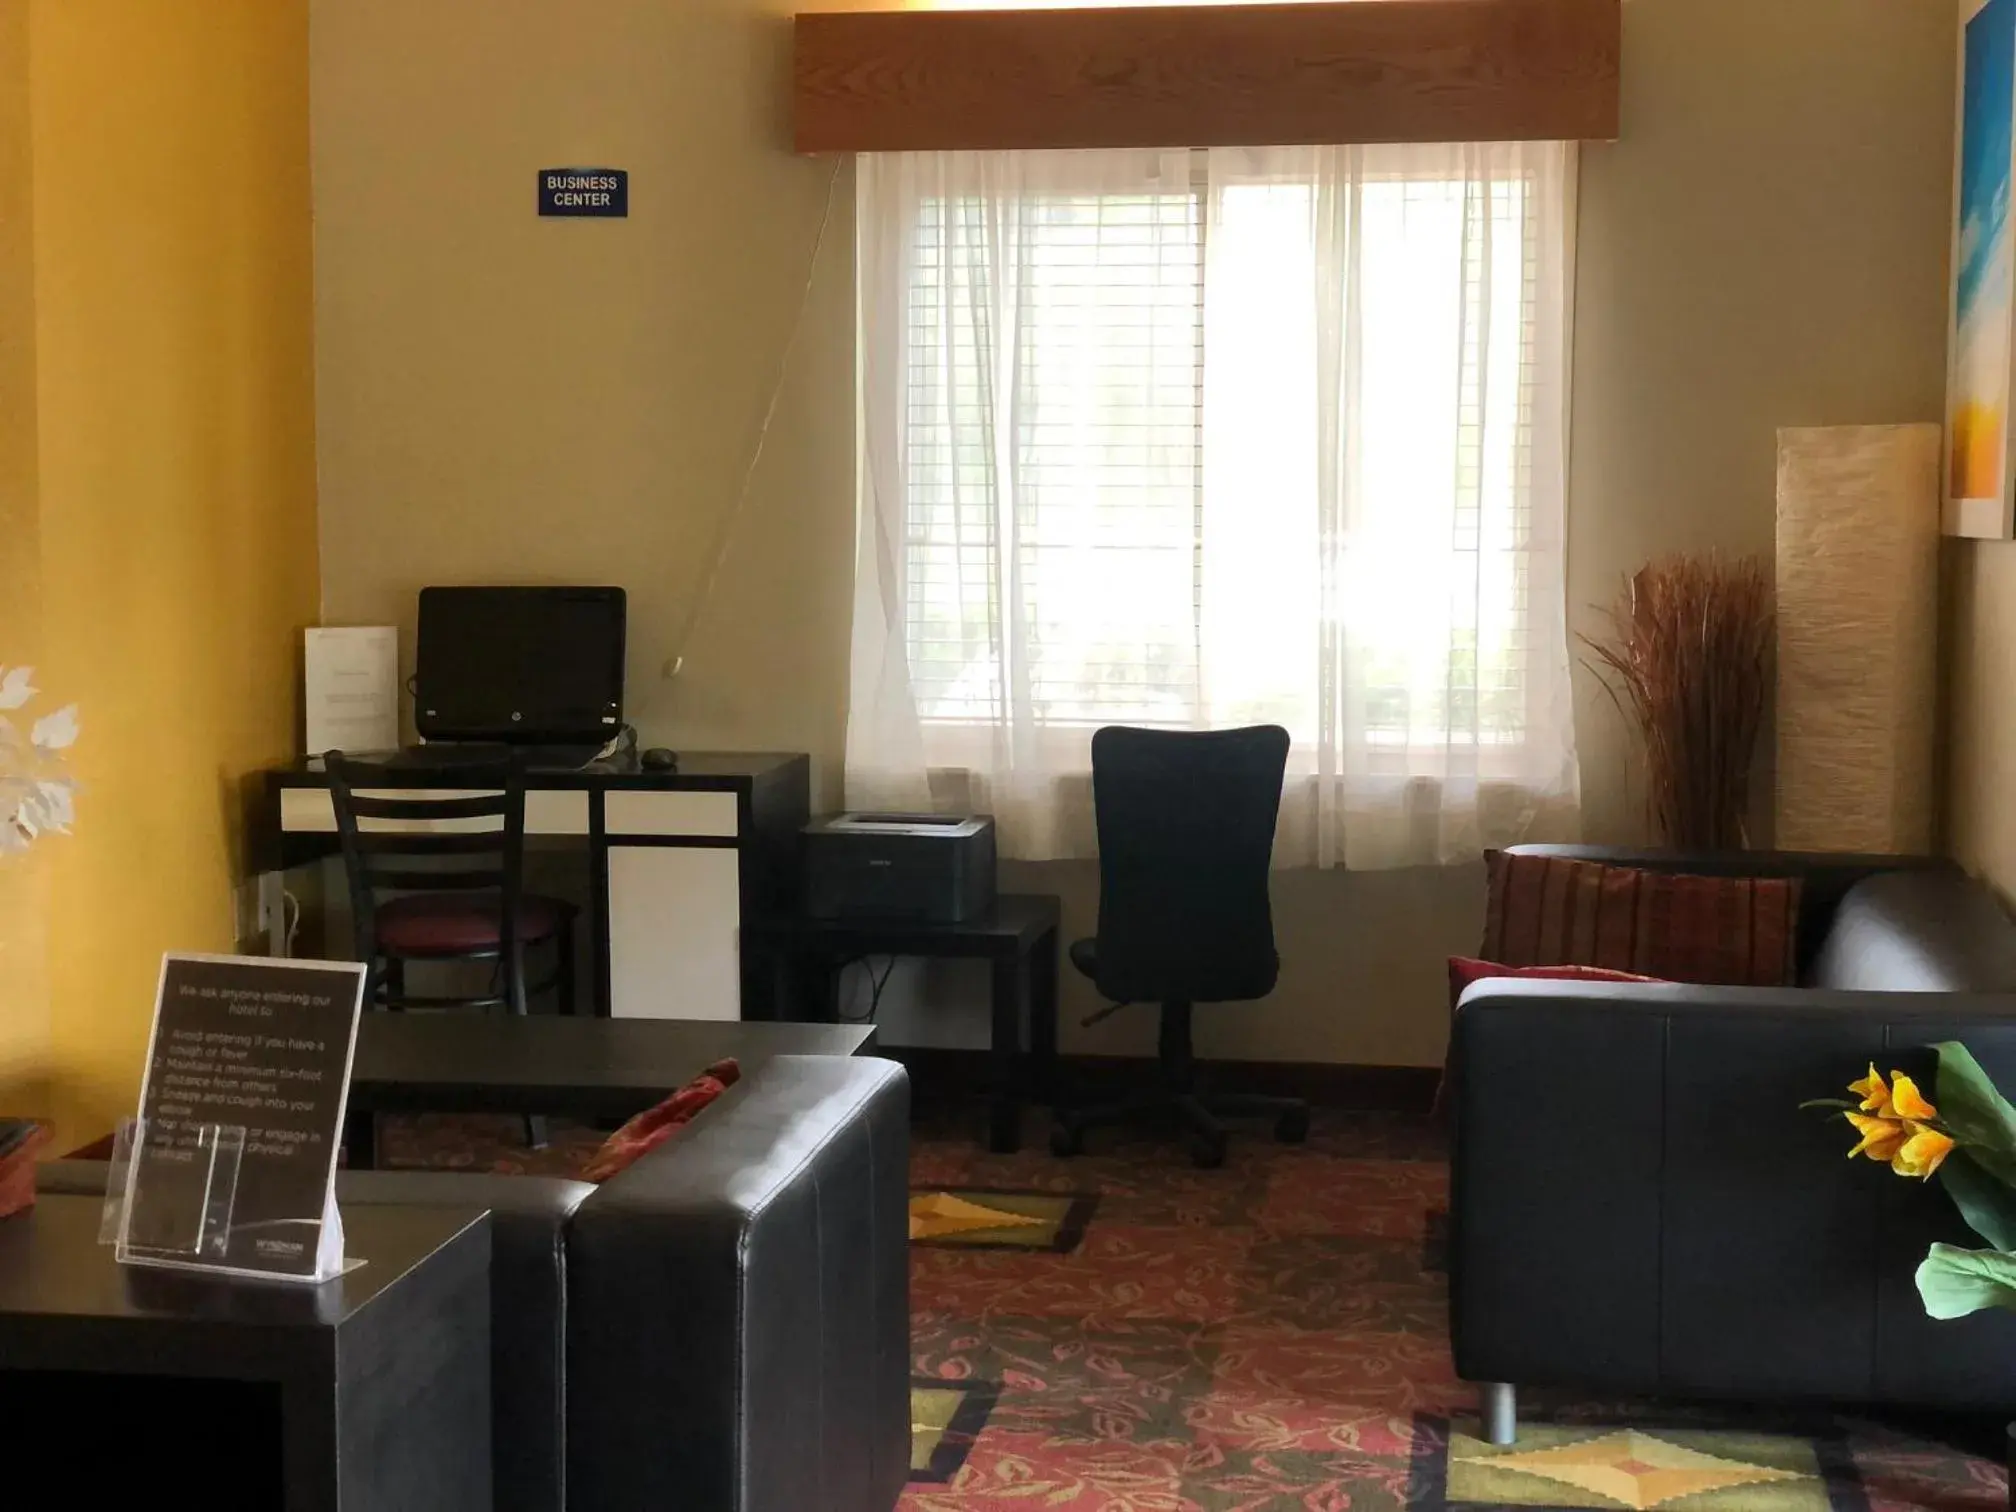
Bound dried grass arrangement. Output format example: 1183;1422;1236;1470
1583;554;1775;850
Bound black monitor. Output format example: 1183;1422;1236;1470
415;586;626;744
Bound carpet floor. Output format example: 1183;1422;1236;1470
379;1106;2010;1512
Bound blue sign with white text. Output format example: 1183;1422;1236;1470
539;167;627;218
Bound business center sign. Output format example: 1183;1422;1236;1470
539;167;627;219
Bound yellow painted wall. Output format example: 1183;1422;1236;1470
1;0;319;1144
0;1;49;1105
311;0;1956;1066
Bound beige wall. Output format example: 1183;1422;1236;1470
1951;544;2016;885
1572;0;1955;846
312;0;1958;1066
312;0;859;776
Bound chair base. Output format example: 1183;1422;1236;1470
1051;1089;1308;1169
1050;996;1310;1168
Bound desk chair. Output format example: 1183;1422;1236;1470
1051;724;1308;1168
326;749;580;1147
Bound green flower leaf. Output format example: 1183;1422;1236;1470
1916;1242;2016;1320
1938;1151;2016;1249
1931;1042;2016;1183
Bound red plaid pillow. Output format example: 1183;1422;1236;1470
1481;852;1800;986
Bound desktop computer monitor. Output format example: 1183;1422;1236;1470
415;585;626;745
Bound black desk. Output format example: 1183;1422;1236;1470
343;1013;877;1167
0;1196;490;1512
260;751;811;1021
744;895;1062;1153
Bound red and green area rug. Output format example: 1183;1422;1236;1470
381;1108;2007;1512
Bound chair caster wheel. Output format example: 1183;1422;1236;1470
1050;1124;1084;1158
1275;1107;1310;1144
1190;1131;1229;1169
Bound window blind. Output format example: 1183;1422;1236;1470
905;181;1207;726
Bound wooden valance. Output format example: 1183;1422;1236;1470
794;0;1621;155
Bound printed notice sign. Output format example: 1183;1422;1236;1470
539;166;627;218
123;954;366;1283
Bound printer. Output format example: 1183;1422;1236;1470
802;813;997;923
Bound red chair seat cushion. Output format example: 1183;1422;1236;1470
375;892;568;954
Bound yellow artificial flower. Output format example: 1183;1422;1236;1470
1890;1074;1938;1122
1846;1111;1911;1163
1849;1064;1892;1114
1892;1124;1956;1180
1832;1063;1956;1180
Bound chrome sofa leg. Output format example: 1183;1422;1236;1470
1481;1382;1517;1446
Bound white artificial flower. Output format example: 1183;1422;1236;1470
31;704;79;751
21;780;73;834
0;667;33;711
0;671;78;851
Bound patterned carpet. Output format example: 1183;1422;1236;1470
378;1105;2011;1512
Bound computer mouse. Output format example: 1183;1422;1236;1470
641;747;679;773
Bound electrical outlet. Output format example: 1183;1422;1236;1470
233;879;279;951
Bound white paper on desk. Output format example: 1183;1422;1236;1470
305;626;399;756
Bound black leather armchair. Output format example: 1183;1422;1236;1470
1450;848;2016;1441
43;1054;911;1512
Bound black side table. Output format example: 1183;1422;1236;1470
0;1196;491;1512
745;893;1062;1152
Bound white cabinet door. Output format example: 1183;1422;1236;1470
606;845;741;1020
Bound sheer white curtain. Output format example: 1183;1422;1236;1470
848;143;1581;869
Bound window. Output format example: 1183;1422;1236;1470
851;145;1579;869
904;176;1206;728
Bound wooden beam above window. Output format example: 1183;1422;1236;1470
794;0;1621;155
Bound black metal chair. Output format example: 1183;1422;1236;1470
325;747;579;1148
1050;724;1308;1168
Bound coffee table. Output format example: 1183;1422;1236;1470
343;1013;877;1167
0;1195;490;1511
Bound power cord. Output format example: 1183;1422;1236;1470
595;724;640;766
838;954;898;1024
663;156;844;683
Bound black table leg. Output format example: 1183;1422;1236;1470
989;954;1025;1153
343;1107;378;1171
1030;927;1059;1106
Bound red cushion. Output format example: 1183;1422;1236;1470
0;1122;48;1220
1449;955;1666;1000
375;892;568;953
583;1059;740;1183
1481;852;1801;987
1436;957;1667;1118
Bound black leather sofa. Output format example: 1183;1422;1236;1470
42;1054;912;1512
1450;847;2016;1440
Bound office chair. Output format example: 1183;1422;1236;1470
1051;724;1309;1169
326;748;580;1148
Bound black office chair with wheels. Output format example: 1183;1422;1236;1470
326;747;579;1148
1051;724;1308;1168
